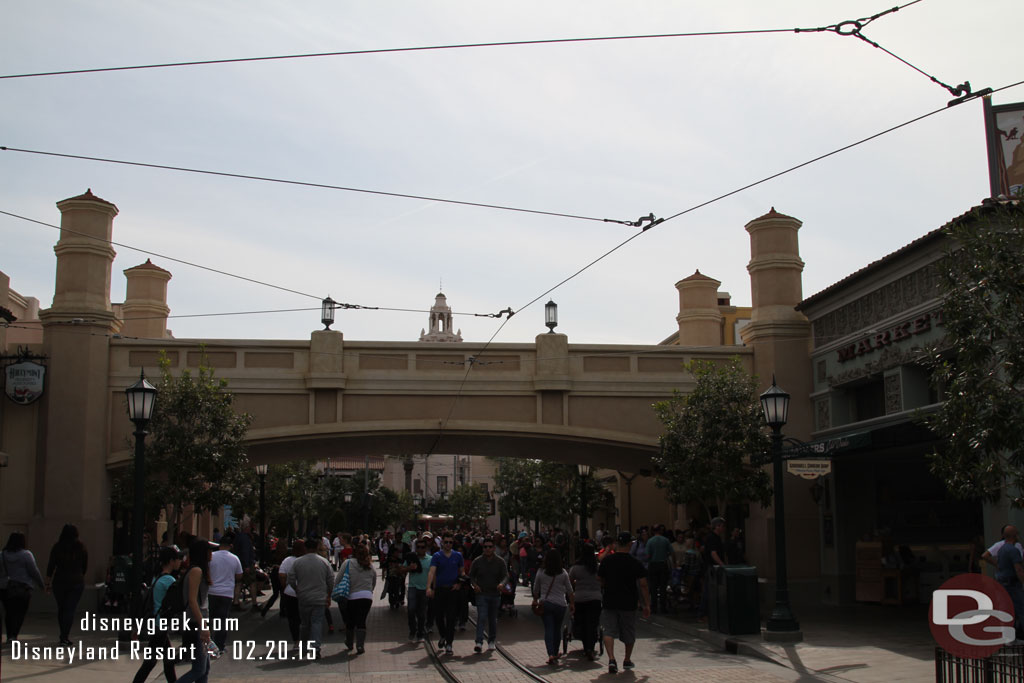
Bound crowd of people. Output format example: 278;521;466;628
0;516;753;679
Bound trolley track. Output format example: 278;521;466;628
424;615;551;683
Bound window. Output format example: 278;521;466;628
413;478;422;494
479;482;489;496
437;476;447;494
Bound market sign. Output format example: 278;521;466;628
786;459;832;480
4;360;46;405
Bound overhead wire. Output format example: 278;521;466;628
0;147;635;226
0;2;924;81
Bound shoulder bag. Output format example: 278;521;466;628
332;560;351;603
532;572;555;617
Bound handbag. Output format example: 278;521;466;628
332;561;351;602
532;571;556;616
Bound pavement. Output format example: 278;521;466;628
1;577;938;682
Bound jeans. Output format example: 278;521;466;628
1002;581;1024;638
282;594;300;641
407;586;428;636
342;597;372;629
475;594;500;644
1;585;32;641
434;586;459;644
540;602;567;657
648;561;670;612
207;594;233;651
573;600;602;654
175;627;210;683
298;600;326;651
53;582;84;641
131;628;177;683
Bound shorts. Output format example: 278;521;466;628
600;608;637;644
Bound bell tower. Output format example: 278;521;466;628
419;292;463;342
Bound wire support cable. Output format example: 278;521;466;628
0;146;628;226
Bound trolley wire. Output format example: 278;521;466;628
0;3;922;81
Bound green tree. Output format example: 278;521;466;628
115;352;253;541
653;358;772;518
926;202;1024;507
493;457;537;526
448;483;489;526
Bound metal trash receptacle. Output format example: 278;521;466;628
717;565;760;635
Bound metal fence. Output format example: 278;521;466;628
935;645;1024;682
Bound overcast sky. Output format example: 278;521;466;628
2;1;1020;346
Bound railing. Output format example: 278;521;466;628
935;645;1024;682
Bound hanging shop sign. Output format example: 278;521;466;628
4;360;46;405
786;459;833;480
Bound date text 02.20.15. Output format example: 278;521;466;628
231;640;317;660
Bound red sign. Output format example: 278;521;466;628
929;573;1015;659
835;310;942;363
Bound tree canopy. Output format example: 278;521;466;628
652;358;772;518
926;201;1024;507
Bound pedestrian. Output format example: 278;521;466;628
45;523;88;645
598;534;615;562
982;524;1024;567
644;525;671;613
599;532;651;674
403;536;432;641
176;537;214;683
278;539;306;645
994;525;1024;639
0;531;45;644
131;545;183;683
232;523;256;608
698;518;727;621
336;543;377;654
469;536;508;652
569;543;602;660
313;538;335;633
532;547;574;666
208;532;243;655
260;545;286;617
332;532;342;570
288;535;334;658
629;527;650;569
427;531;466;655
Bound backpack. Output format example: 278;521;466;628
158;576;184;623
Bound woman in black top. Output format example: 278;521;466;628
46;524;88;645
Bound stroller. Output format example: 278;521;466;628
499;577;518;617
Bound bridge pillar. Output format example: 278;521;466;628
675;270;723;346
741;208;817;586
34;190;122;582
534;332;569;429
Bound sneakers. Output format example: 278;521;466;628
474;642;482;653
445;645;453;655
487;640;495;651
623;660;635;670
608;659;618;674
438;638;446;650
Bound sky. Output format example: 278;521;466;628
1;0;1021;346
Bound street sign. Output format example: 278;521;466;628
786;459;833;479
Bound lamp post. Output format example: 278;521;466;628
578;464;591;540
255;464;268;565
125;369;157;613
760;376;801;637
321;297;336;330
545;300;558;333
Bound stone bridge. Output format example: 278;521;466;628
108;333;752;471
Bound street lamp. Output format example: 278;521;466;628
321;297;336;330
255;464;268;565
545;300;558;333
125;369;157;613
759;376;801;637
577;464;591;540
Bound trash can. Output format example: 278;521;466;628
716;565;760;635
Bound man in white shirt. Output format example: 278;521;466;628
983;524;1024;568
209;533;243;653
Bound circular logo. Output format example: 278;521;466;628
929;573;1016;659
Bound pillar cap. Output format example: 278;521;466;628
676;269;721;288
124;259;171;277
56;188;118;213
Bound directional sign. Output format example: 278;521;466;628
786;459;833;480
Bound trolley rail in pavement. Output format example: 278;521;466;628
424;616;552;683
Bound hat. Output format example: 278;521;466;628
219;532;235;545
158;545;185;564
617;531;633;545
518;532;528;539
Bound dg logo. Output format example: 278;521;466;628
929;574;1016;659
